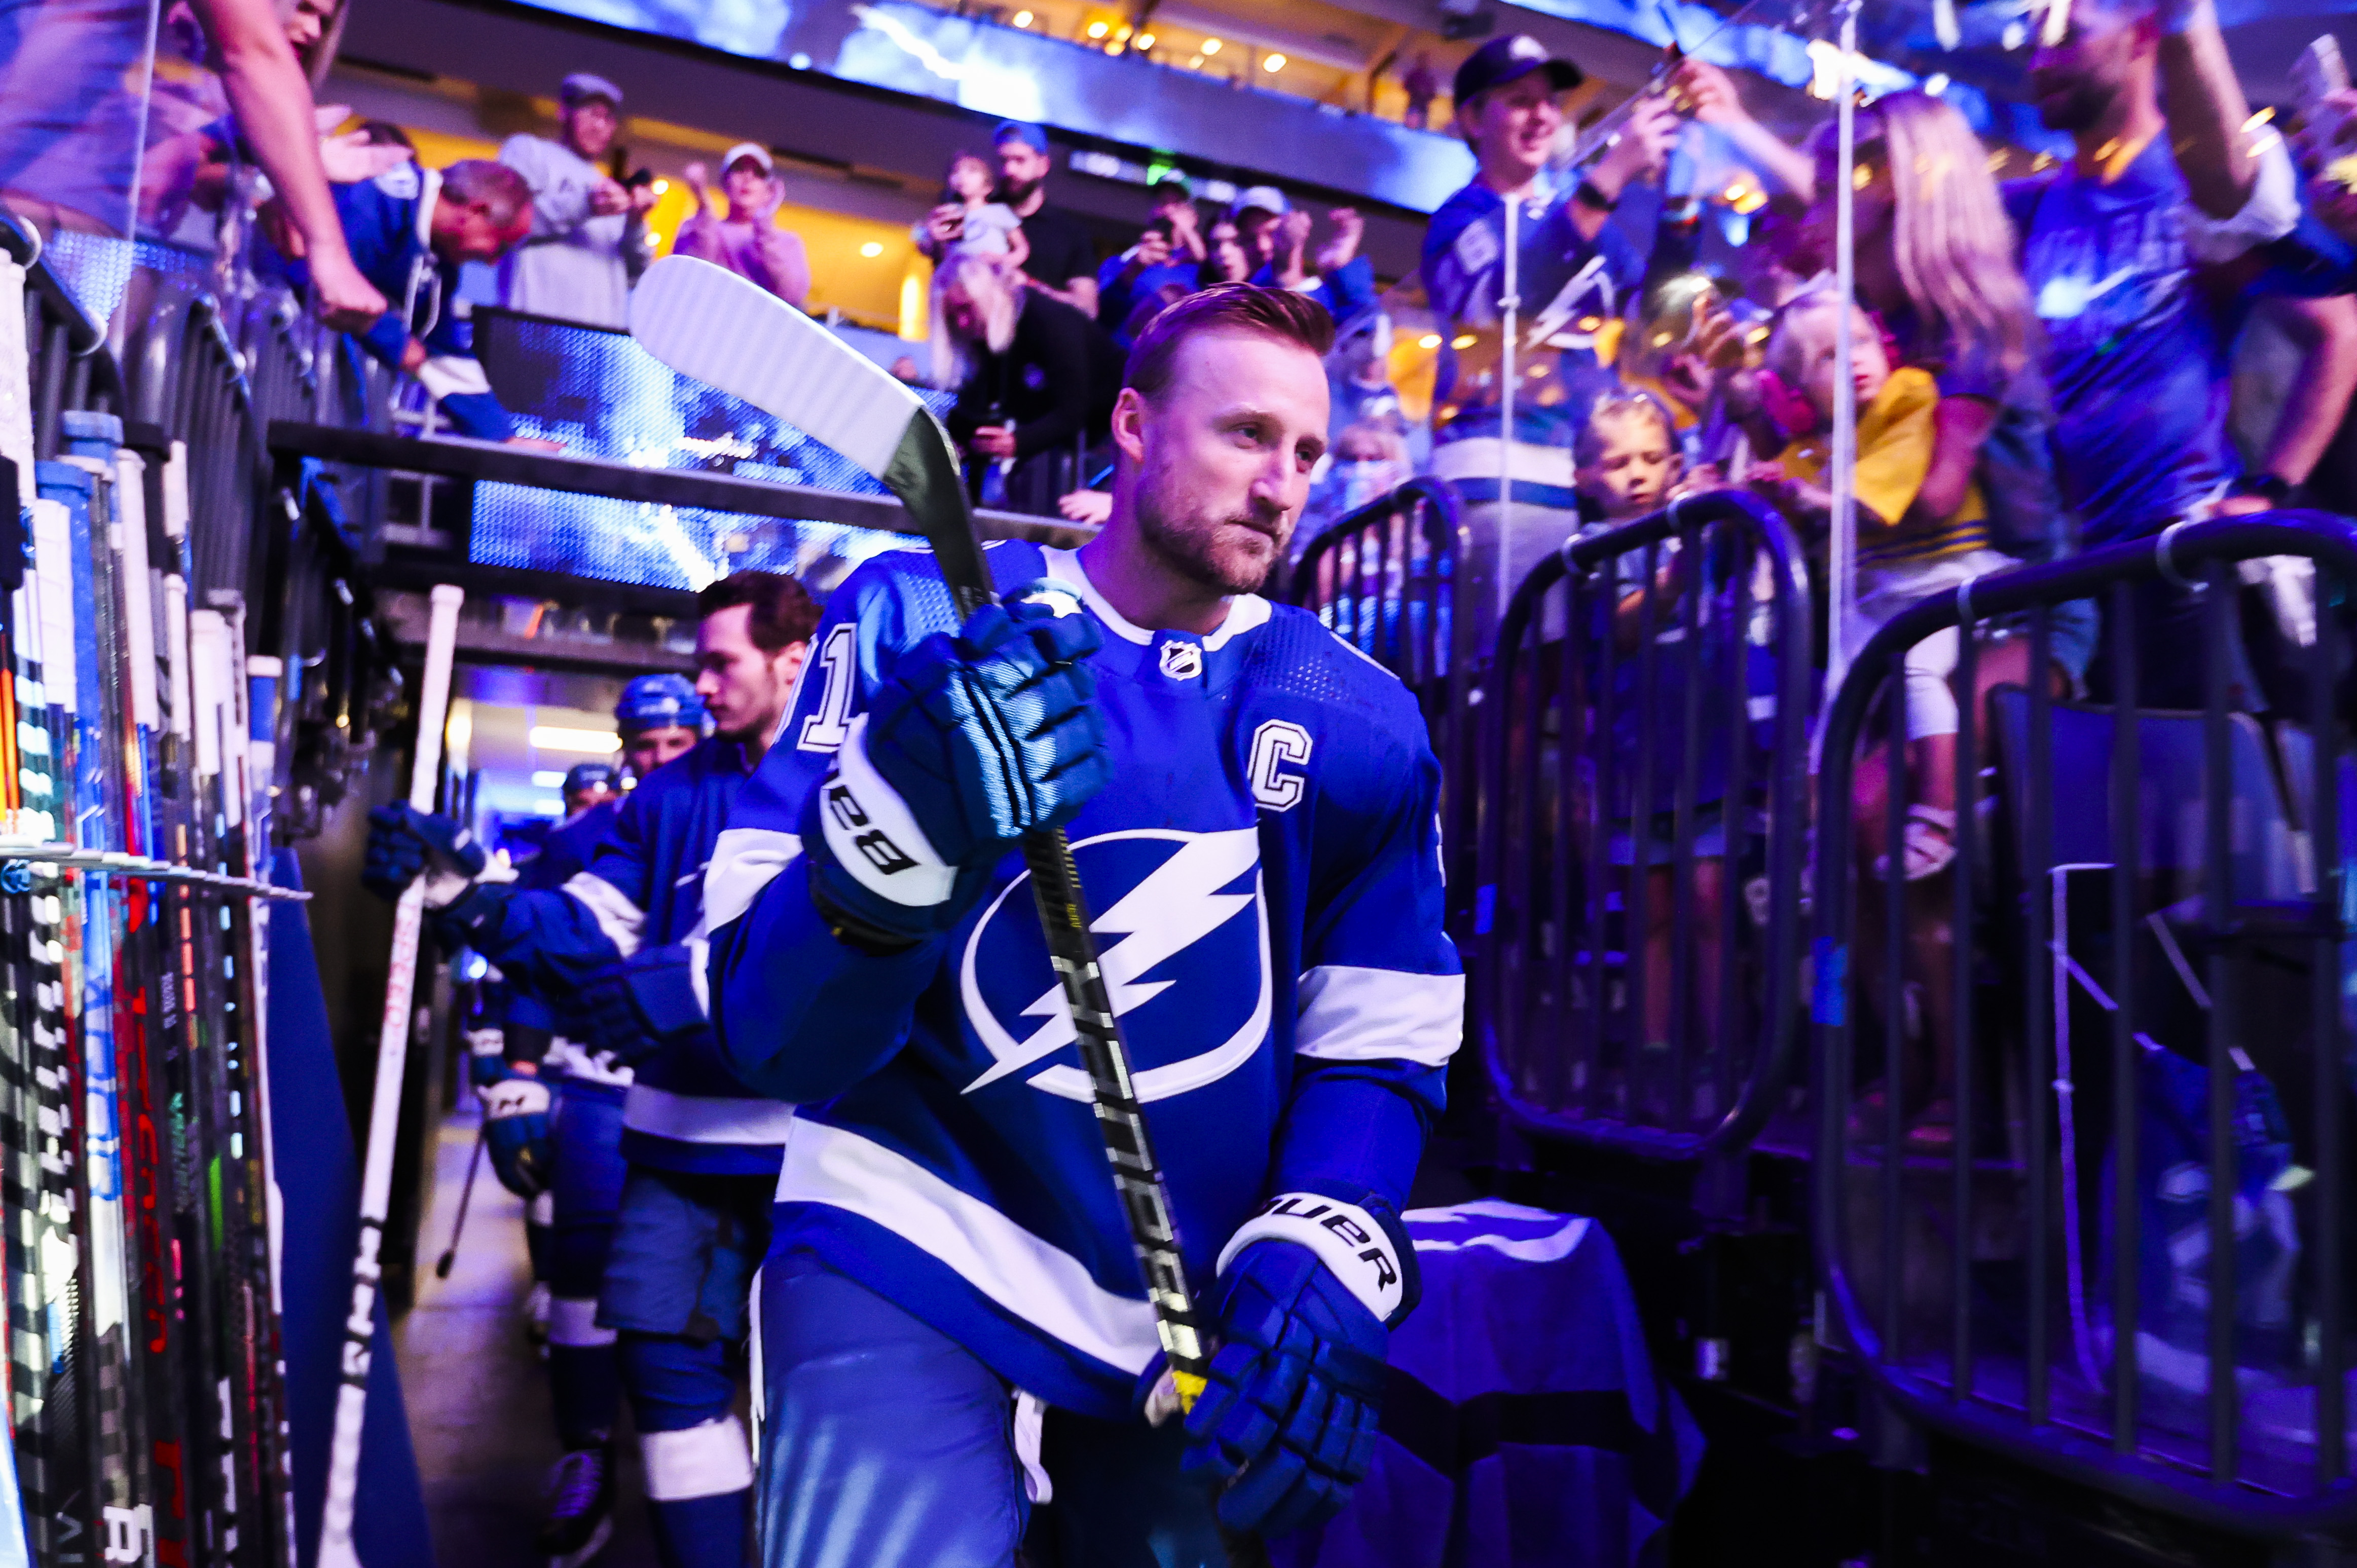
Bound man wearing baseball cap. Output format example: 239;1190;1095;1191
675;142;812;307
1420;33;1679;639
496;71;656;328
991;120;1100;315
1228;184;1378;325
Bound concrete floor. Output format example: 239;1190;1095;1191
394;1108;662;1566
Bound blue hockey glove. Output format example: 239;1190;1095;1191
576;968;650;1064
362;804;486;904
801;594;1109;946
575;945;705;1067
481;1074;553;1199
1182;1194;1416;1537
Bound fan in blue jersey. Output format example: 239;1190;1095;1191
699;284;1462;1564
300;159;538;440
366;578;813;1568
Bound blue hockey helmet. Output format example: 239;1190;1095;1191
562;761;620;799
615;673;708;735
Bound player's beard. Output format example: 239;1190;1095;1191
1133;451;1293;596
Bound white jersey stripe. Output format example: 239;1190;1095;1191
776;1121;1159;1375
623;1082;796;1145
641;1417;754;1501
1294;965;1463;1067
701;826;803;934
563;870;647;957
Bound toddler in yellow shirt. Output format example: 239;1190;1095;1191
1751;289;2020;880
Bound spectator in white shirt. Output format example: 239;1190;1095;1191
496;72;652;327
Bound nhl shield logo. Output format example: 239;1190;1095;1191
959;827;1271;1103
1159;641;1203;680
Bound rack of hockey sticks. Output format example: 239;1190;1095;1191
0;230;300;1568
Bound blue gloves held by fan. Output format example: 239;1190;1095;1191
801;595;1110;947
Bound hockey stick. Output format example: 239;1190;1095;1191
629;256;1214;1407
433;1126;486;1281
317;582;464;1568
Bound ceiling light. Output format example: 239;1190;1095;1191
1086;19;1108;37
532;770;566;787
861;240;885;257
1418;333;1441;349
1134;31;1153;48
652;178;670;193
1263;53;1284;71
528;726;620;754
1012;7;1032;22
1200;36;1220;53
1451;333;1476;349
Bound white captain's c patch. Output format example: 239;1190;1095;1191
1249;719;1313;811
959;827;1270;1103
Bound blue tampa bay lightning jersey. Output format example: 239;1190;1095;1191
702;541;1463;1420
444;736;794;1175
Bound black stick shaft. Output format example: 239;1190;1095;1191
436;1127;487;1279
905;418;1214;1400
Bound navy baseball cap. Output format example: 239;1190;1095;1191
992;120;1050;154
560;72;624;108
1452;34;1584;108
563;762;620;798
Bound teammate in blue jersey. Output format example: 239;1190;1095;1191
367;581;817;1568
523;694;702;1566
485;760;624;1349
698;284;1463;1564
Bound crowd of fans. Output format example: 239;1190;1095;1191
20;0;2357;734
1391;6;2357;1152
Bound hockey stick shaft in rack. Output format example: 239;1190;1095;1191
628;259;1213;1405
316;583;463;1568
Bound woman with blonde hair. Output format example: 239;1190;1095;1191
936;248;1126;512
1695;73;2086;1151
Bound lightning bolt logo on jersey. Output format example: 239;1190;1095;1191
961;826;1272;1102
704;541;1463;1420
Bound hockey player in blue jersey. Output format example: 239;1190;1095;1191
506;689;705;1566
698;284;1461;1564
475;759;624;1350
366;579;818;1568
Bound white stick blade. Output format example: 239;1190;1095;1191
630;255;922;485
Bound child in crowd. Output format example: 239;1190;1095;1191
1745;288;2022;1150
1321;419;1415;521
1752;287;2016;876
914;149;1028;273
1572;390;1730;1117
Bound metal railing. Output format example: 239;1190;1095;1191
1476;491;1812;1162
1285;477;1474;898
1813;511;2356;1537
6;216;124;460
